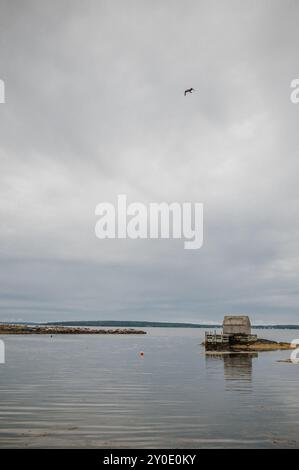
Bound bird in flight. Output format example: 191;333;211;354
184;87;195;96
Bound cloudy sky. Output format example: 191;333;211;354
0;0;298;324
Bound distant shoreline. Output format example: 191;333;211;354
44;320;299;329
1;320;299;330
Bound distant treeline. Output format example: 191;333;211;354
44;320;299;329
46;320;216;328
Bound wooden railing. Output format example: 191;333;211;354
205;332;257;344
205;332;230;344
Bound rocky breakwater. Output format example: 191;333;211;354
0;324;146;335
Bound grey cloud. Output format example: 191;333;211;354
0;0;299;323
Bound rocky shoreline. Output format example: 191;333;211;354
203;338;294;352
0;324;146;335
229;339;293;351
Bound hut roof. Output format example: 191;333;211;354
223;315;251;326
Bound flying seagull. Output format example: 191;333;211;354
184;87;195;96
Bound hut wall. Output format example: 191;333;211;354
222;316;251;336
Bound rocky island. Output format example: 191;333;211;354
220;338;293;352
204;315;295;352
0;324;146;335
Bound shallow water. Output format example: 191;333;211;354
0;328;298;448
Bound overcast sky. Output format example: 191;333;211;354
0;0;299;324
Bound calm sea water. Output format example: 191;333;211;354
0;328;298;448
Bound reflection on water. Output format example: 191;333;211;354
205;353;258;392
0;328;298;448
